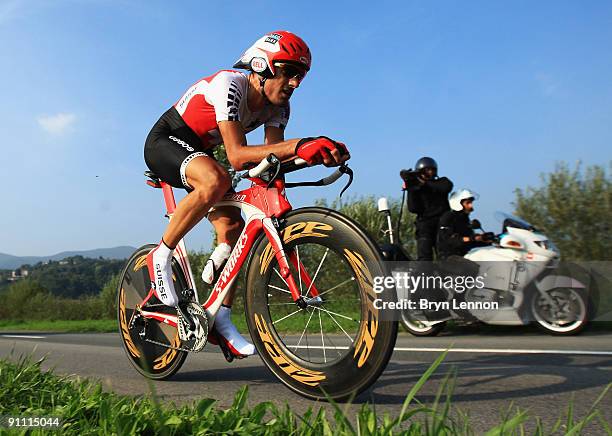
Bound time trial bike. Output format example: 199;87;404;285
117;155;398;400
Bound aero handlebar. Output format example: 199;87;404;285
238;154;353;196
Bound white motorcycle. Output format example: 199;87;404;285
378;198;591;336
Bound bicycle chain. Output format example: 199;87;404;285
143;336;195;353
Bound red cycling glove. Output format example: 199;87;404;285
295;136;349;165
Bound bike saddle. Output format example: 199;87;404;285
144;171;162;188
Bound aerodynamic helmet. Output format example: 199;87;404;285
233;31;312;79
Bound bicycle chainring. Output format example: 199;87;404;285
177;302;209;352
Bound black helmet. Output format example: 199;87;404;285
415;157;438;171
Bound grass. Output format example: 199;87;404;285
0;352;609;435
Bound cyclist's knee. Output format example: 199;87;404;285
219;214;245;235
186;157;231;197
189;171;231;204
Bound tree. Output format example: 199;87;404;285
513;162;611;261
213;144;241;188
317;195;416;256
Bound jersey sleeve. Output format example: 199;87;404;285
206;72;248;123
265;104;290;130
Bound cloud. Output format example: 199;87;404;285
37;112;77;134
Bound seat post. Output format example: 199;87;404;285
161;182;177;217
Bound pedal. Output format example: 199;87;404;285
208;330;249;362
177;302;208;352
182;288;196;302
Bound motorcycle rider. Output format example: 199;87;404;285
143;31;349;357
402;157;453;261
437;189;494;260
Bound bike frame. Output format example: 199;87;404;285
138;176;321;328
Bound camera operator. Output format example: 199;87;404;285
437;189;494;260
401;157;453;261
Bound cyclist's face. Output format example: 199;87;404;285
266;63;307;105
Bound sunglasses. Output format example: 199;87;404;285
275;63;307;82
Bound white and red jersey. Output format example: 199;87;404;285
174;70;290;149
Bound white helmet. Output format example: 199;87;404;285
233;31;311;79
449;189;479;211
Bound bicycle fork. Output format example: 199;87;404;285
262;218;321;308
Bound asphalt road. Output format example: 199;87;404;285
1;329;611;434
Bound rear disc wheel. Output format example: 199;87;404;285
117;244;188;379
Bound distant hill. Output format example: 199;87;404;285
0;246;136;270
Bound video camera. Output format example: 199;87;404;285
399;168;422;189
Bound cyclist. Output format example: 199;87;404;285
143;31;349;358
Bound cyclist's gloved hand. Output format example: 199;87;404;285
296;136;350;166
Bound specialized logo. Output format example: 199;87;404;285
226;193;246;202
343;249;378;368
214;233;249;291
169;135;194;152
176;85;197;111
254;313;325;386
260;222;333;274
250;57;267;73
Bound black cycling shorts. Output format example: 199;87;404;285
144;107;215;191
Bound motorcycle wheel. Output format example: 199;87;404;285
400;311;446;336
530;287;589;335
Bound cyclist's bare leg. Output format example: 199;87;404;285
162;157;231;247
207;206;254;356
208;206;245;306
146;156;230;339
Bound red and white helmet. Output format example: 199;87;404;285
233;31;312;78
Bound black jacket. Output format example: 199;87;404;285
437;210;478;258
406;177;453;220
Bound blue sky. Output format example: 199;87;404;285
1;0;610;256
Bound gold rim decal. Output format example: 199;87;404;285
119;289;140;358
254;313;326;386
153;334;180;370
134;255;147;272
343;249;378;368
260;221;333;274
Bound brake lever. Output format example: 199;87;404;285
338;164;353;199
266;161;281;188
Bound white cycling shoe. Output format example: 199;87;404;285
209;305;256;358
146;240;179;307
147;240;202;346
202;242;232;285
